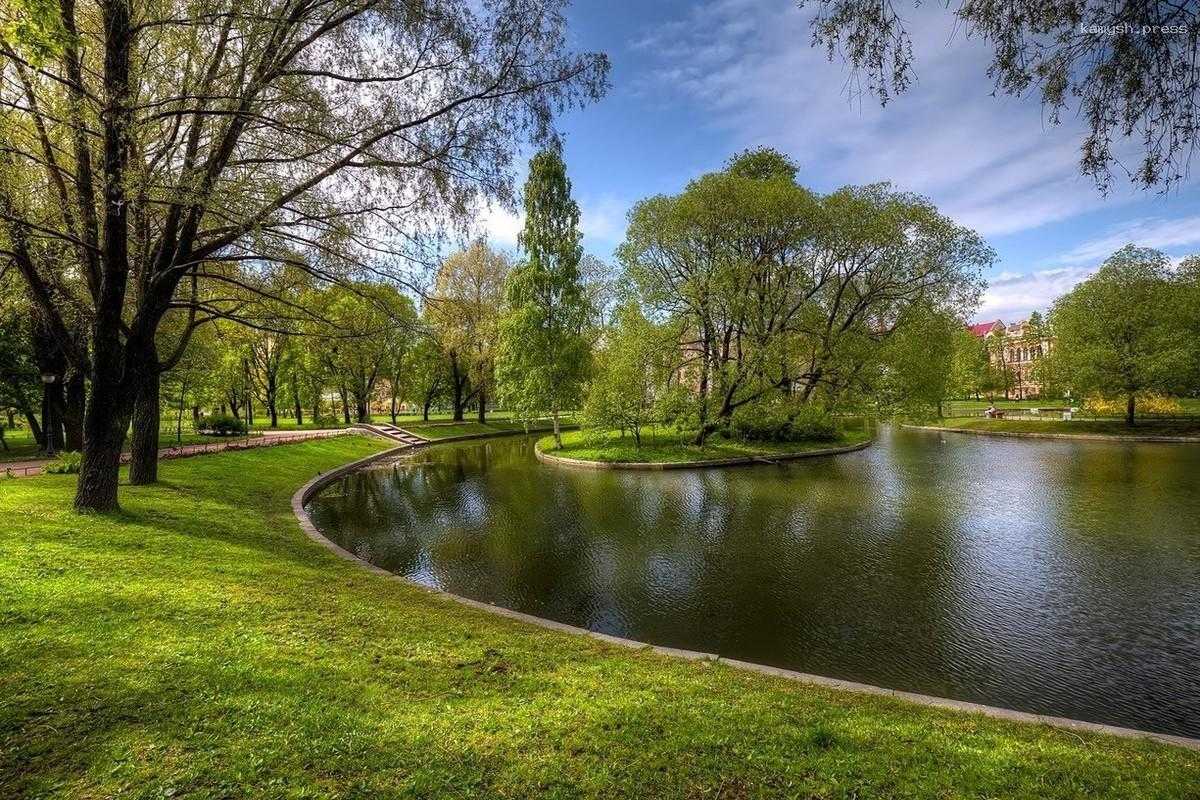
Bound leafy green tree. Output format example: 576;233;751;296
950;328;990;401
319;285;417;423
582;304;670;447
428;242;510;422
0;279;43;446
407;336;450;421
1176;255;1200;396
1049;246;1191;425
881;304;959;418
497;149;593;447
619;149;989;442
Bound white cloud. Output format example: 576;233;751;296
1051;215;1200;265
479;203;523;250
636;0;1155;238
977;266;1096;322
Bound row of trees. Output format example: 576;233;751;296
1;142;601;464
871;246;1200;424
0;0;607;510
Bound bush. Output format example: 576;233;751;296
1082;392;1182;417
728;401;839;443
199;413;247;436
44;451;83;474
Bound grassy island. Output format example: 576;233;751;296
538;426;874;465
1;439;1198;797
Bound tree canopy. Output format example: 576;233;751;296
1049;245;1193;424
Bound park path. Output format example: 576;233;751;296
351;422;428;446
1;428;354;478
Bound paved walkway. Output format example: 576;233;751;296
1;428;354;478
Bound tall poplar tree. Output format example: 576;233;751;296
496;149;591;447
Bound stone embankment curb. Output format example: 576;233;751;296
533;437;873;469
904;424;1200;444
293;428;1200;753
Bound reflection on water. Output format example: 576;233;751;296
306;427;1200;736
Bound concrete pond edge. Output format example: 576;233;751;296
290;429;1200;753
903;423;1200;444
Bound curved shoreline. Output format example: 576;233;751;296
904;423;1200;444
291;430;1200;753
534;435;873;470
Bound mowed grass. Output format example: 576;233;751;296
930;417;1200;437
1;439;1197;798
542;426;874;464
943;398;1200;416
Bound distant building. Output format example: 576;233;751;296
967;317;1055;400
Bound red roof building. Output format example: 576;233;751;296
967;319;1005;338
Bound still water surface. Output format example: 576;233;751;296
306;428;1200;736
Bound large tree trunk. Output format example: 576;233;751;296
74;361;132;512
339;386;351;424
1126;393;1136;427
129;367;161;485
293;385;303;426
477;384;486;424
552;400;561;449
74;0;135;513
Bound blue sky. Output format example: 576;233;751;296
480;0;1200;323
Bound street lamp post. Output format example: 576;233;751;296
40;373;57;458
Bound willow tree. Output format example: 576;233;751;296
496;148;591;447
0;0;607;510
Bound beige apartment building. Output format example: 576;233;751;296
967;318;1055;400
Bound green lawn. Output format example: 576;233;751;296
928;417;1200;437
1;440;1198;798
943;398;1200;416
541;426;874;464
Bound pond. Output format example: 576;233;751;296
305;427;1200;737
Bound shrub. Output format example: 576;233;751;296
199;413;247;436
1082;392;1182;417
44;451;83;474
729;401;838;443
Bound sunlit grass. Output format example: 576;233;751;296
0;438;1195;797
932;417;1200;437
